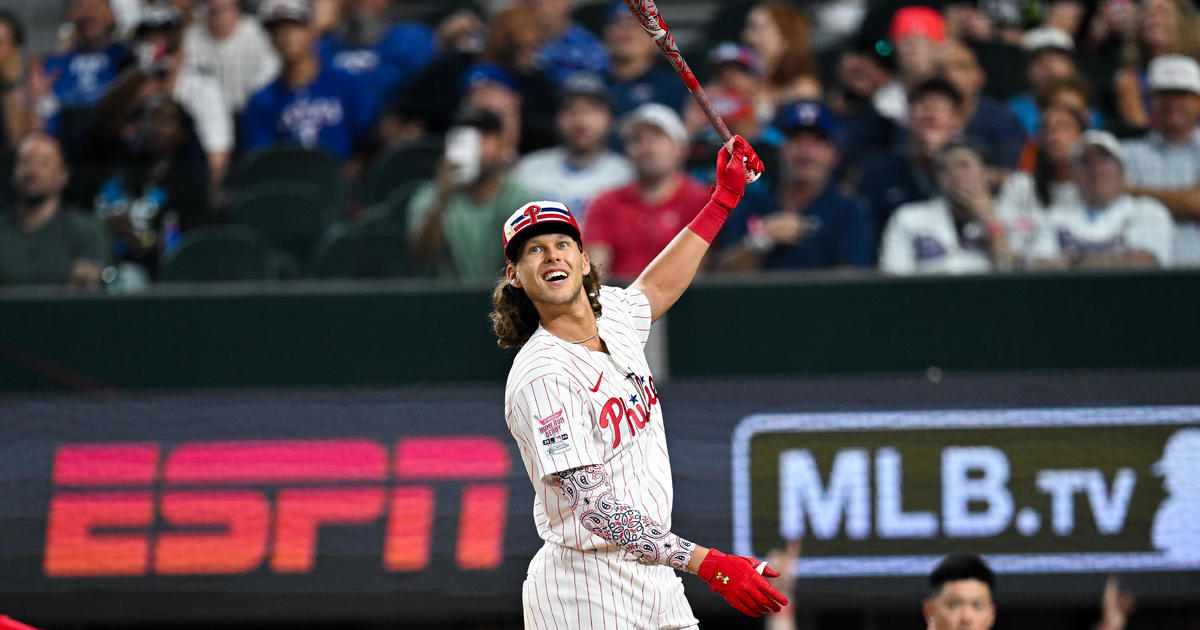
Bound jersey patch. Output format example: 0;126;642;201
538;410;566;437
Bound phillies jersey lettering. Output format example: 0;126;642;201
504;285;673;552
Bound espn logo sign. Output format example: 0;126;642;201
45;438;510;577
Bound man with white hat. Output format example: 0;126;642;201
1121;54;1200;267
583;103;711;279
1006;26;1090;135
1048;130;1174;268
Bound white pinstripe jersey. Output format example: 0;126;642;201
504;285;674;552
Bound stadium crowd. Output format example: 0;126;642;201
0;0;1198;289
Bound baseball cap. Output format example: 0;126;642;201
1071;130;1127;170
259;0;312;26
620;102;688;145
1147;54;1200;95
462;62;518;93
773;100;839;143
888;6;946;44
502;201;583;263
708;42;764;78
559;72;611;108
1022;26;1074;54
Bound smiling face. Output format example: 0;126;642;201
506;232;591;310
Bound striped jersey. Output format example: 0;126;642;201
504;285;673;551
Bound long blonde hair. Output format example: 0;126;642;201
490;267;604;348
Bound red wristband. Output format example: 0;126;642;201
687;196;731;244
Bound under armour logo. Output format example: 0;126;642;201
716;571;729;584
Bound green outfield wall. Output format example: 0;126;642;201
1;271;1197;392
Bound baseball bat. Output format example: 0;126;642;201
623;0;732;145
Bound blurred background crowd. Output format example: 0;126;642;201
1;0;1199;290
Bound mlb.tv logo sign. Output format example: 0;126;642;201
45;437;511;577
731;406;1200;576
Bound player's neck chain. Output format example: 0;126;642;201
567;327;600;344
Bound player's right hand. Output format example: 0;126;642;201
696;548;789;617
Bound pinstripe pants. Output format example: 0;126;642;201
522;541;700;630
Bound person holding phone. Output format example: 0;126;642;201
407;107;537;280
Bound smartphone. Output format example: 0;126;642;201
444;126;481;184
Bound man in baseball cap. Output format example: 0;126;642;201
581;103;712;279
1008;26;1087;134
1121;54;1200;267
511;72;634;226
1048;129;1175;268
718;100;872;271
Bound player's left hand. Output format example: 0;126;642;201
697;548;789;617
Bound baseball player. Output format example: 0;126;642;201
491;135;787;628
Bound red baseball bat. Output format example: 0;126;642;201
623;0;732;144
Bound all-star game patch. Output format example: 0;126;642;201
543;433;571;455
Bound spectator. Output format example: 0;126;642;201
1050;130;1174;268
478;3;557;154
407;108;536;281
717;101;873;272
528;0;608;86
925;553;1136;630
684;43;773;137
461;63;523;159
124;3;233;181
390;9;485;136
603;2;689;118
316;0;435;125
93;96;211;281
923;554;996;630
1008;26;1094;135
242;0;374;160
827;43;902;189
584;103;710;280
874;6;947;124
859;78;965;243
940;38;1026;169
0;133;109;287
1111;0;1200;129
33;0;134;136
879;138;1025;274
1004;102;1087;214
1123;54;1200;267
0;10;31;152
941;2;1026;100
741;3;820;108
512;72;634;226
182;0;281;113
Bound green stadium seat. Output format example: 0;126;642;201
161;225;279;282
310;223;409;279
230;181;333;264
229;146;348;211
363;138;442;205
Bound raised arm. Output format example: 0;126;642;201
551;464;787;618
631;136;762;321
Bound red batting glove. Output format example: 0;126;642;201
697;548;789;617
711;135;765;210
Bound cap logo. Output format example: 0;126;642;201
524;204;542;224
799;104;818;124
